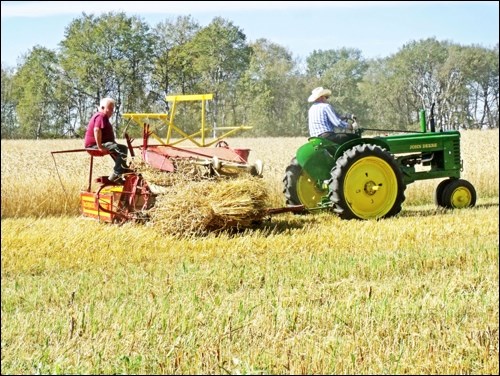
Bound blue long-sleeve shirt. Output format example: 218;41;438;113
308;102;350;137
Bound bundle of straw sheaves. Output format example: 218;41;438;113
131;159;270;236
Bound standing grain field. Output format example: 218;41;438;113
1;130;499;374
1;130;498;218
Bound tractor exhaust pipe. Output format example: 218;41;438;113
419;102;436;133
419;109;427;132
429;102;436;133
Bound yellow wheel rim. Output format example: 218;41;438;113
344;156;398;219
297;171;327;209
450;186;473;208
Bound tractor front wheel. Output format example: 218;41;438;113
441;179;476;209
329;144;406;220
434;178;454;207
283;158;327;210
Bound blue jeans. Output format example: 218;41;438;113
318;132;359;145
90;142;129;175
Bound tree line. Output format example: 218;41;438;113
1;12;498;140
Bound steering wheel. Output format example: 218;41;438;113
215;140;229;148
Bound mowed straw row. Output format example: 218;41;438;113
132;159;271;236
148;178;270;236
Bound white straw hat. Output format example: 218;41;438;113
307;87;332;102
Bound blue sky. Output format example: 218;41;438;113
1;1;498;68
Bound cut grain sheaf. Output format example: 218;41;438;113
149;177;270;236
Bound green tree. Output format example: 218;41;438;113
239;38;305;136
359;58;411;130
188;17;251;131
150;15;201;111
12;46;61;138
306;48;368;121
362;38;465;131
1;64;18;138
59;12;154;135
361;38;499;131
459;44;499;129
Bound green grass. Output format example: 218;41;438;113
2;203;498;374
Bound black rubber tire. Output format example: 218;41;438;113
441;179;477;209
434;178;454;207
283;157;327;210
329;144;406;220
283;158;302;206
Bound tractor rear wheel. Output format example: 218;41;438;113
283;157;327;209
329;144;406;220
441;179;476;209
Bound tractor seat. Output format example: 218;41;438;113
86;148;110;157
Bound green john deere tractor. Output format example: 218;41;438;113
283;104;477;220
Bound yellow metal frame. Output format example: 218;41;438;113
123;93;252;147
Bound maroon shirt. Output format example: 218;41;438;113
84;112;115;147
